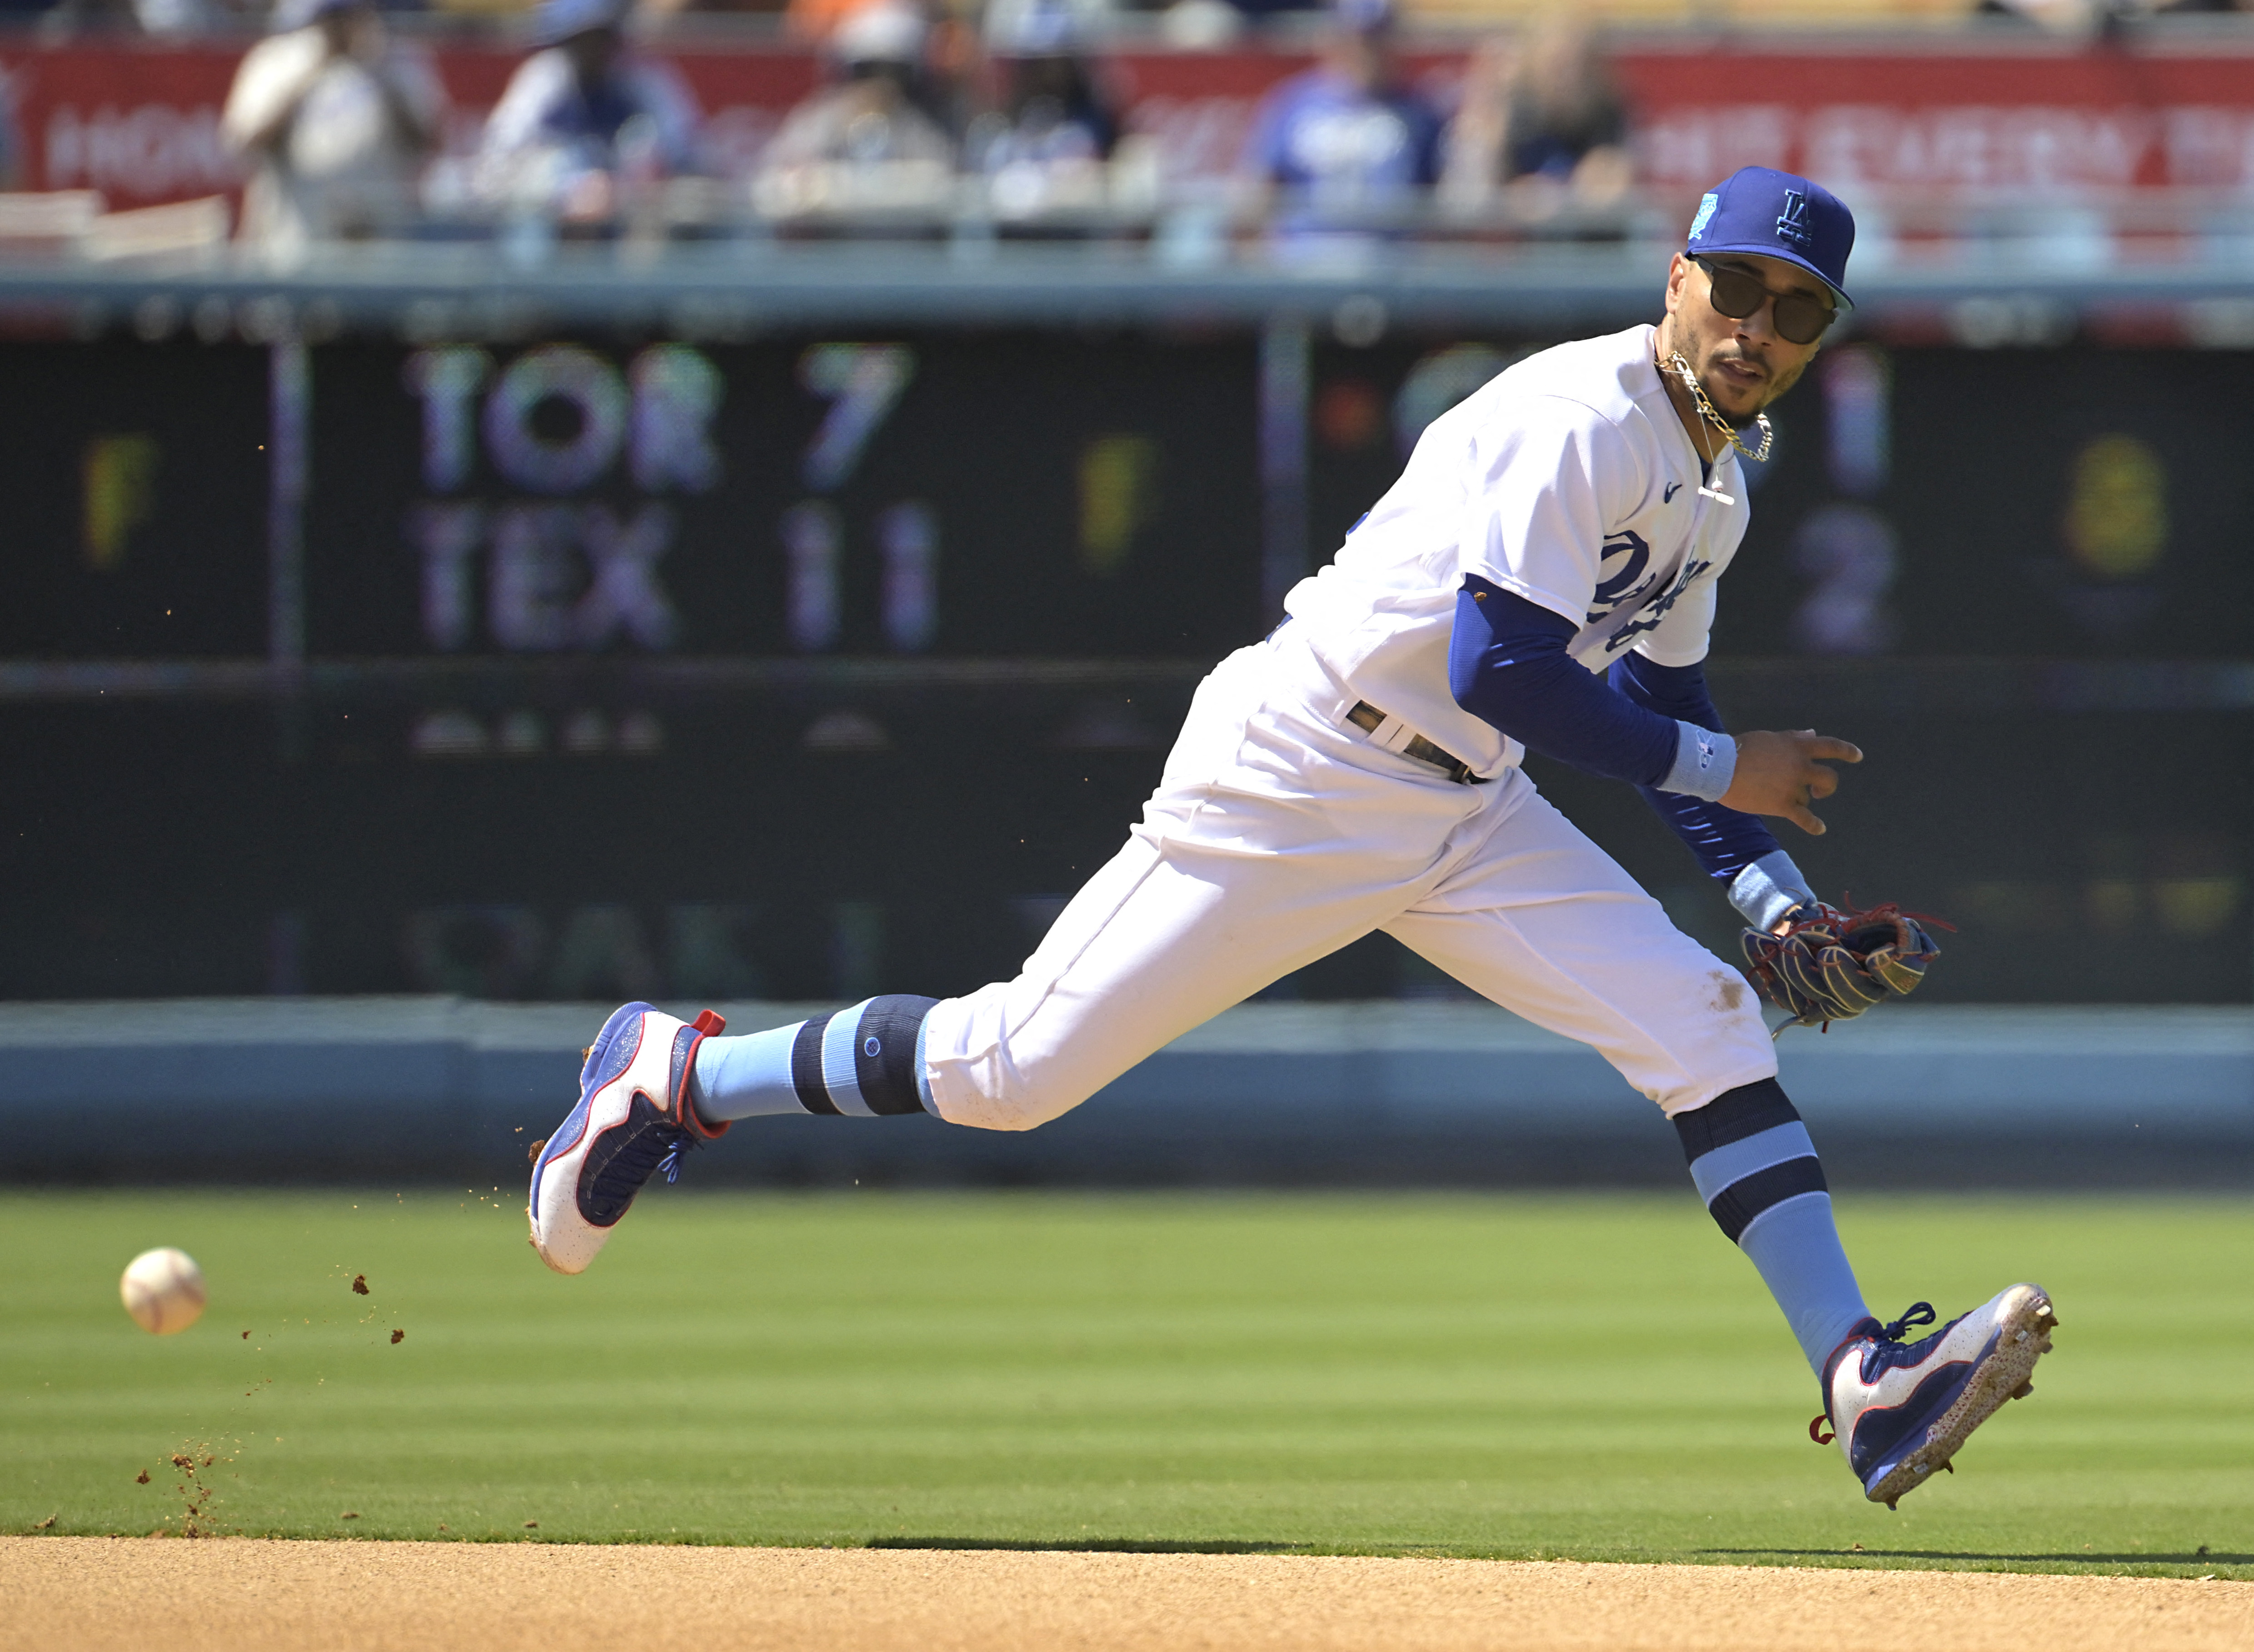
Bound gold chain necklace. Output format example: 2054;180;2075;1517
1666;350;1773;465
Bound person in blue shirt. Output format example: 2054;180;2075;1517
1239;0;1441;242
477;0;702;224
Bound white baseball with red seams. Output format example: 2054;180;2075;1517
120;1246;206;1336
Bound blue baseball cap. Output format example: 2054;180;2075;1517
1685;166;1855;310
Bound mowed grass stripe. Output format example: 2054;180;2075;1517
0;1189;2246;1575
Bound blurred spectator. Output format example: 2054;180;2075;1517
1440;18;1630;219
966;0;1122;217
1239;0;1442;241
133;0;210;30
755;3;956;219
222;0;446;256
479;0;703;224
1156;0;1242;49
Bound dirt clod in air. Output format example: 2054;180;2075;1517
351;1274;369;1295
390;1329;405;1344
160;1441;228;1538
136;1471;150;1485
524;1521;539;1529
241;1331;249;1339
528;1139;548;1163
341;1512;359;1520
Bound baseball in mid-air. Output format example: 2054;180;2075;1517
120;1247;206;1335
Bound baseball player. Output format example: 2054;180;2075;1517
529;166;2055;1509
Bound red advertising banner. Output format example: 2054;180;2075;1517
6;34;2254;210
0;38;821;207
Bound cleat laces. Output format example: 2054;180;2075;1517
580;1095;698;1224
657;1133;698;1185
1880;1302;1937;1343
1810;1302;1944;1447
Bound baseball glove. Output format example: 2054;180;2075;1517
1740;898;1949;1031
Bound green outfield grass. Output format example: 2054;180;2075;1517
1;1188;2247;1577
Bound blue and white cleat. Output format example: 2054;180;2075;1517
1818;1283;2058;1508
528;1002;728;1275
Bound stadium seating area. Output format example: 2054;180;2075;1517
0;0;2249;259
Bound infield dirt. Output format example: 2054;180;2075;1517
5;1537;2248;1652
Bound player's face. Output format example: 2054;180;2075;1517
1663;252;1831;423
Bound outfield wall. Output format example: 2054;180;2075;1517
3;998;2245;1189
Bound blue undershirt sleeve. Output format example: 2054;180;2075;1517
1608;649;1815;920
1449;577;1710;791
1448;576;1816;926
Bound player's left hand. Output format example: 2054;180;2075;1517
1742;899;1949;1030
1719;729;1862;835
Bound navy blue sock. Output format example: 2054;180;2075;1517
1675;1079;1873;1374
690;995;937;1123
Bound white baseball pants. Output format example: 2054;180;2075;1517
921;629;1778;1131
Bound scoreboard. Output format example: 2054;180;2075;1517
13;329;2252;667
4;325;2249;1005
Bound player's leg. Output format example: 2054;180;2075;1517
685;644;1476;1134
1382;775;1873;1369
678;806;1381;1137
1385;776;2055;1502
532;636;1478;1267
911;636;1523;1130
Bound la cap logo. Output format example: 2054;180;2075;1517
1774;190;1812;249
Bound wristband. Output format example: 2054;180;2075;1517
1661;722;1736;802
1729;850;1819;933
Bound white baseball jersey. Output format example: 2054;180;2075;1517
919;322;1780;1138
1280;322;1752;776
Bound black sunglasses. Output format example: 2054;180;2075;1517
1692;255;1838;347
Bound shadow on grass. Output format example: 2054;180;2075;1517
1704;1548;2251;1567
867;1538;1312;1555
871;1540;2252;1569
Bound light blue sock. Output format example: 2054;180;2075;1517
1675;1080;1874;1376
688;995;939;1124
1734;1192;1873;1374
690;1023;808;1121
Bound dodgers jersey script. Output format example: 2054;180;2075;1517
1282;323;1753;776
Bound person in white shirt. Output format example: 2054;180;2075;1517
527;167;2059;1513
222;0;445;257
753;2;956;220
